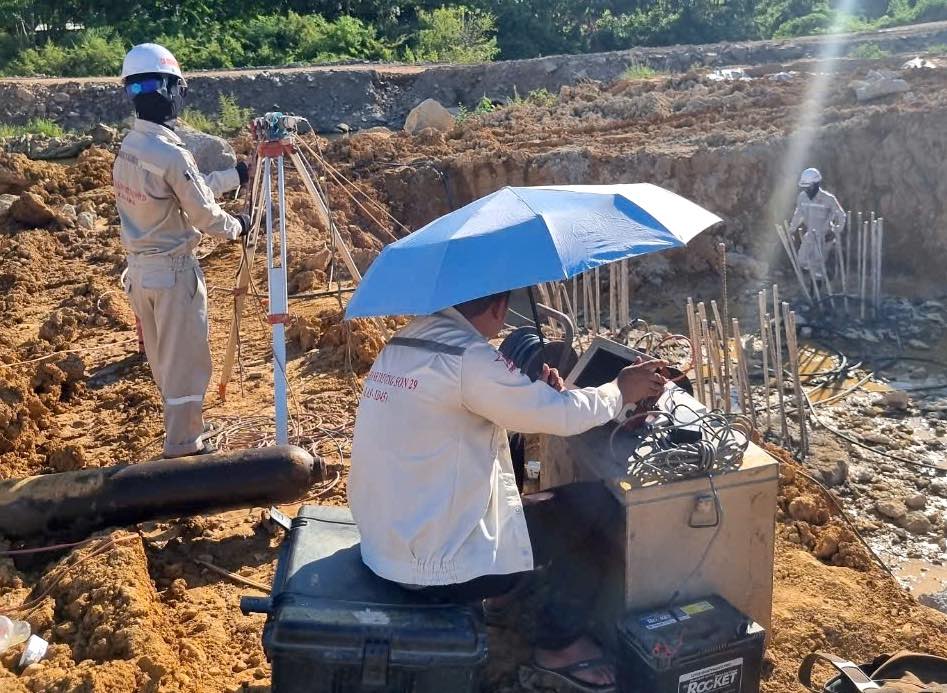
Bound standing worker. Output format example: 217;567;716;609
788;167;846;281
113;43;250;458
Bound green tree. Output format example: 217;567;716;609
410;6;498;63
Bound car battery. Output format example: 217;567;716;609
616;594;765;693
240;505;487;693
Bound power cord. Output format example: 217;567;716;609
611;402;751;484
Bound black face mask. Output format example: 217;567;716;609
806;183;820;200
128;75;187;127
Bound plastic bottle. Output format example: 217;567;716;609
0;616;30;652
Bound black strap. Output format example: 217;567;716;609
799;652;882;691
388;336;465;356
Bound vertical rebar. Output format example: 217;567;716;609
687;298;705;405
772;285;788;444
609;264;617;334
758;290;771;432
697;302;716;408
785;307;808;460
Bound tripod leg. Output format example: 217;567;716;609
218;156;268;400
289;150;389;338
270;156;290;445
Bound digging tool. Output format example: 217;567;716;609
0;446;320;541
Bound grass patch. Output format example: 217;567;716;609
455;95;496;123
510;86;558;108
0;118;66;138
850;44;891;59
180;94;254;137
622;61;658;80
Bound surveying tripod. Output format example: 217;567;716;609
217;112;368;445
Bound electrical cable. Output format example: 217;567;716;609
610;402;751;484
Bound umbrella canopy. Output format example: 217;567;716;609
345;183;721;318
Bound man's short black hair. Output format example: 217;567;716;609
455;291;511;319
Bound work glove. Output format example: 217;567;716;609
235;160;250;186
236;213;251;238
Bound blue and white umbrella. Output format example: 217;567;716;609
345;183;721;318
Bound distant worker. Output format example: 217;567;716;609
350;291;669;692
788;167;846;280
113;43;251;458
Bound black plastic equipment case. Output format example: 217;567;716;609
616;594;765;693
240;505;487;692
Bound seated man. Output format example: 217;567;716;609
350;290;666;692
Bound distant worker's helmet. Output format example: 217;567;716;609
798;168;822;187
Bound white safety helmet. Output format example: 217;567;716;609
121;43;183;81
798;168;822;188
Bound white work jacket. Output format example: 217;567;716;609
788;188;846;276
349;308;623;586
113;118;242;258
789;188;845;238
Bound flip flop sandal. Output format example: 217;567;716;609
200;421;222;441
528;657;616;693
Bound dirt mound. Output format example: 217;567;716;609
0;532;183;692
0;153;68;196
289;308;403;373
766;546;947;692
767;442;874;571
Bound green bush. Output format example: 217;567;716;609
3;29;125;76
179;108;216;134
622;61;658;79
525;88;557;107
455;95;496;123
180;94;253;137
0;118;66;138
410;6;499;63
850;43;890;59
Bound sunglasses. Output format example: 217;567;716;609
125;77;188;98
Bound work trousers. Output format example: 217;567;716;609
124;254;211;458
408;481;619;651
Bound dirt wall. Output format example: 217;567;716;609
4;23;947;133
376;105;947;276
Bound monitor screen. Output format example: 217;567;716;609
572;348;636;388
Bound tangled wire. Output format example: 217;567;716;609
612;402;751;485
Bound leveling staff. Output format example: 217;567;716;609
351;291;667;692
113;44;251;458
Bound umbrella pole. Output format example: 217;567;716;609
528;286;546;352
